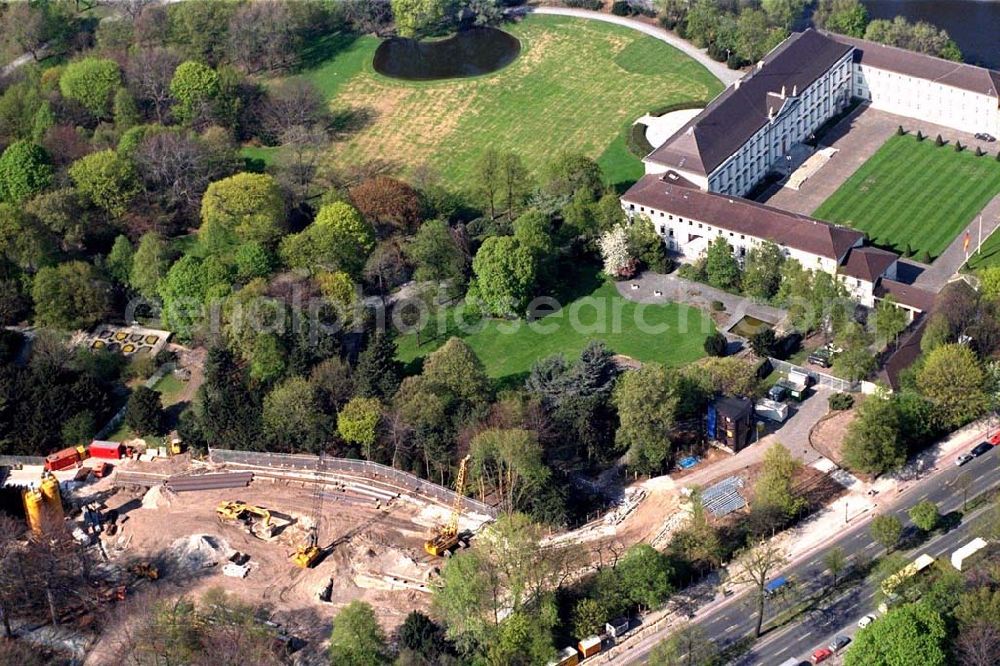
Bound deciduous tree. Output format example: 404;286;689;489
200;173;285;250
170;60;220;125
842;395;905;475
349;176;423;236
329;600;389;666
337;397;382;460
917;344;988;429
614;364;681;474
59;58;121;119
391;0;449;38
908;499;939;532
31;261;109;330
68;150;141;217
844;601;947;666
729;539;787;637
0;141;53;203
470;235;536;316
704;236;740;291
869;513;903;554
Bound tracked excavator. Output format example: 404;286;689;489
216;500;274;539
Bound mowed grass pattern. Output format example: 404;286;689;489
395;280;714;382
812;134;1000;260
309;15;721;189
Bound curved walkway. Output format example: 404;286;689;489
524;6;742;86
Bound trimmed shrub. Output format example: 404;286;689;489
704;332;728;357
711;300;725;311
896;125;904;136
648;100;710;118
916;130;924;141
916;250;931;263
562;0;603;8
627;123;654;158
611;0;633;16
955;140;964;152
935;134;944;146
903;243;914;258
828;392;855;411
976;146;985;157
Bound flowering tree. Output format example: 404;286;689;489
599;224;637;279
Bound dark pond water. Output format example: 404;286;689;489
373;27;521;81
862;1;1000;68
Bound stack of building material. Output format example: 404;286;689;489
165;472;253;492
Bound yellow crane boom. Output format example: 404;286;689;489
425;455;470;557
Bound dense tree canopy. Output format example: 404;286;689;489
0;141;53;203
59;57;121;119
845;601;948;666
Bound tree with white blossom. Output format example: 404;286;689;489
599;224;636;279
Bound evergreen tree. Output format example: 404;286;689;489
124;386;163;436
197;347;264;451
354;332;403;401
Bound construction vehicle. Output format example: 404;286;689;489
425;455;470;557
216;501;274;539
291;453;326;568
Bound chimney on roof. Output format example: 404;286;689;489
768;106;774;120
792;84;798;96
686;126;694;135
781;85;786;98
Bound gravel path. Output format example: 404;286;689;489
523;6;743;86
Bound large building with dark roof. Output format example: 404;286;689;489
622;28;1000;310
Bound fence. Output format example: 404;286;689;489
0;454;45;467
208;448;498;518
768;357;860;393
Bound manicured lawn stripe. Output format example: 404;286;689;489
395;280;714;382
813;134;1000;259
285;15;722;192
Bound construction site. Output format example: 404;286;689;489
0;444;497;663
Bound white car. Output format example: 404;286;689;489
956;453;975;466
858;614;876;629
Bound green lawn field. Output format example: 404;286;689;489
395;277;714;384
284;15;721;190
966;229;1000;270
812;134;1000;260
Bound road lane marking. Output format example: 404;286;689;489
725;624;738;633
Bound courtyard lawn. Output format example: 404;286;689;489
291;15;721;190
395;278;715;383
812;134;1000;260
967;230;1000;270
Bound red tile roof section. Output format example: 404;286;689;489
622;173;863;261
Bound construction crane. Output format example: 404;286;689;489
291;452;325;568
424;455;470;557
216;501;274;539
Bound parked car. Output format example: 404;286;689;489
957;453;975;466
988;431;1000;446
828;635;851;652
811;647;833;663
971;441;993;457
975;132;996;142
807;349;833;368
858;614;876;628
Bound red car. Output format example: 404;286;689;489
988;431;1000;446
811;647;833;664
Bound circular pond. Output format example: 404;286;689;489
373;27;521;81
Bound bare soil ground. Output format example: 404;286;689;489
810;407;859;467
80;473;449;662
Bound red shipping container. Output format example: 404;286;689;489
89;440;125;460
45;447;82;471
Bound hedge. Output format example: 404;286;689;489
627;122;654;158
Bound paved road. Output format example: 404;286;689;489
619;445;1000;664
522;6;742;86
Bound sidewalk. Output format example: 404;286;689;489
524;6;742;86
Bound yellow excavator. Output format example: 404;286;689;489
425;455;470;557
291;453;326;568
216;501;274;539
